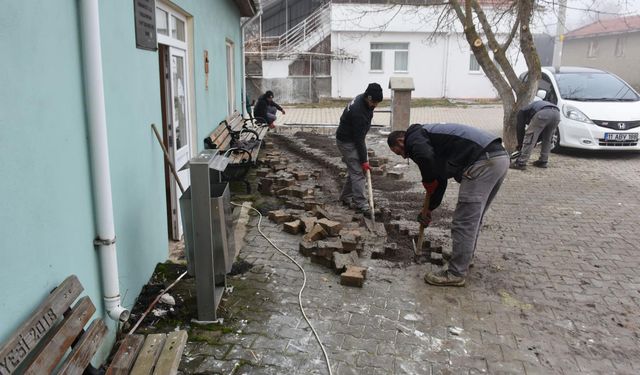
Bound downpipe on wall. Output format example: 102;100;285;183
79;0;129;323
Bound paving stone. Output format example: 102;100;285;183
316;239;343;257
282;219;302;235
300;216;318;233
303;223;328;242
268;210;291;224
386;171;404;179
317;218;343;236
333;251;359;274
299;240;317;257
292;171;309;180
371;166;385;176
341;266;367;287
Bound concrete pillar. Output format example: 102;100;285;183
389;77;415;131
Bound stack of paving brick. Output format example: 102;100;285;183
257;151;323;210
367;149;403;180
268;207;367;287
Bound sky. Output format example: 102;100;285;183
550;0;640;30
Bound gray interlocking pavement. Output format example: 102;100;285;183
180;106;640;374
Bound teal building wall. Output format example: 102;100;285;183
0;0;247;363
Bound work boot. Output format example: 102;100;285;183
424;269;466;287
341;199;353;208
509;162;526;170
356;207;373;218
532;160;548;168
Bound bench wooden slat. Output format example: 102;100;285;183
23;296;96;375
130;333;166;375
57;319;108;375
105;334;146;375
0;275;83;375
152;331;188;375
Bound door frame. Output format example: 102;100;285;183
156;1;194;240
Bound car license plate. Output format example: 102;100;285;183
604;133;639;141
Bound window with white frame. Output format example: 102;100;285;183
370;50;383;71
370;43;409;72
615;37;625;57
587;40;599;58
469;53;480;72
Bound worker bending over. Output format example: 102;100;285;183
387;123;509;286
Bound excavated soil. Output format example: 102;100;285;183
271;132;451;264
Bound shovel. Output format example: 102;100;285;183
363;169;386;236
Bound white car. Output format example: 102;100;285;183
526;66;640;151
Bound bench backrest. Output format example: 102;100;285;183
204;111;245;151
0;275;107;375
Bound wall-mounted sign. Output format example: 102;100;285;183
134;0;157;51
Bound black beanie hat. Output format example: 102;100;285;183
364;83;383;102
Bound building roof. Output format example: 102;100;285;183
234;0;258;17
566;15;640;39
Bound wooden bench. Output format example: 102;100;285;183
203;111;270;192
0;275;187;375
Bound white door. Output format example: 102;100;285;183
156;2;192;240
169;47;191;239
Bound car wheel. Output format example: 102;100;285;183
550;128;562;153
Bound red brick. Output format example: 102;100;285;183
268;210;291;224
283;220;302;235
303;223;327;242
317;218;343;236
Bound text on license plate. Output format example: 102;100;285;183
604;133;639;141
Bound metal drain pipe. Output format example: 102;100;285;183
79;0;129;322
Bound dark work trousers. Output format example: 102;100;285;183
517;108;561;164
449;153;509;276
266;105;277;124
336;140;368;210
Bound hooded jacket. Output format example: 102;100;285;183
404;123;502;209
336;94;374;163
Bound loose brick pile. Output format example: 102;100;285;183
267;205;368;287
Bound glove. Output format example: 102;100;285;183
417;210;432;226
422;180;439;195
361;162;371;172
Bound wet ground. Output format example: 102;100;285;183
124;105;640;374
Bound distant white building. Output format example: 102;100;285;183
246;0;529;102
330;2;527;99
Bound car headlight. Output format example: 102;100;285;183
562;105;593;124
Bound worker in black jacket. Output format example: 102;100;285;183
253;90;285;128
387;123;509;286
336;83;383;216
510;100;560;170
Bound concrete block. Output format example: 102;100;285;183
333;251;358;274
340;266;367;287
268;210;291;224
386;171;403;180
303;223;328;242
371;166;385;176
314;207;332;220
317;218;343;237
316;239;343;257
299;241;316;256
283;220;302;235
284;198;306;210
341;233;358;252
303;199;323;211
300;216;318;233
293;171;309;181
311;254;333;268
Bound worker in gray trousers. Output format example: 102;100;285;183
388;123;509;286
336;83;383;216
510;100;561;170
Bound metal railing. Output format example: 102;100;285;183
276;1;331;54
